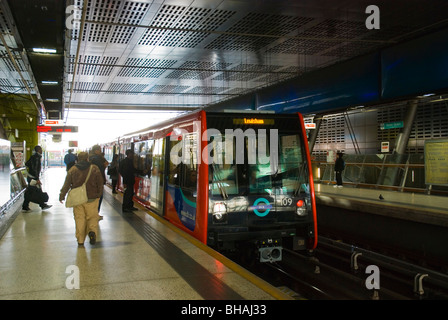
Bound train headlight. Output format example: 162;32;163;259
296;199;307;216
213;202;227;222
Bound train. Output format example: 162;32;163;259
101;110;317;262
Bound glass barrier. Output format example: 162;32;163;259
312;153;428;192
0;139;11;208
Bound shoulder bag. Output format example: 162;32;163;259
65;165;93;208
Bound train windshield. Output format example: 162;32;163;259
207;114;309;197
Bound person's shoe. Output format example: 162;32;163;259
22;207;31;212
88;231;96;245
78;243;84;247
130;207;138;211
333;185;338;188
41;204;52;210
122;208;132;213
338;185;343;188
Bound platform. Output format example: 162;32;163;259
0;167;290;300
315;183;448;227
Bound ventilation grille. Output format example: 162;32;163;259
205;13;314;51
138;5;235;48
1;50;26;72
117;58;178;78
212;64;282;82
185;86;229;95
165;61;232;80
69;81;105;93
72;0;149;44
146;85;190;94
316;114;346;144
106;83;148;95
71;55;119;76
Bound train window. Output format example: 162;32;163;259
279;134;306;193
181;133;198;191
168;138;181;186
209;134;238;196
209;132;308;197
134;141;153;176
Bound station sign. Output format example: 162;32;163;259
380;121;404;130
37;125;78;133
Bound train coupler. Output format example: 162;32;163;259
258;239;282;263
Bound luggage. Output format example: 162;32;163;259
25;185;49;204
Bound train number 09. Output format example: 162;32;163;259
281;198;293;206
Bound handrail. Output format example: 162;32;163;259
312;161;424;168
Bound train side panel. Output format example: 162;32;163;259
163;111;208;244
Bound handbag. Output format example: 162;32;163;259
65;165;93;208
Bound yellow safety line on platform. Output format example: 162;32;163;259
110;188;295;300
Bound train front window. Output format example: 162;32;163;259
209;131;308;197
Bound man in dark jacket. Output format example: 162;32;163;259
89;144;108;216
334;152;345;188
22;145;52;211
64;149;77;171
119;149;138;213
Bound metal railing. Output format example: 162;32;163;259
311;153;440;194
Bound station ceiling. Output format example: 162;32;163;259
1;0;448;120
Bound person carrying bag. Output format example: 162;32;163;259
65;166;92;208
59;152;104;246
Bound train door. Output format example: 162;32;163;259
165;126;200;232
149;137;165;215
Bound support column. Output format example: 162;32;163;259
308;117;322;152
379;99;418;187
394;99;418;155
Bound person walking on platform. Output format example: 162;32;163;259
64;149;77;171
119;149;138;213
90;145;109;217
22;145;52;211
59;152;104;246
334;152;345;188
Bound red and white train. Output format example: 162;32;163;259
101;110;317;262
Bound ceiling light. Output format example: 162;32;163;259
41;81;58;85
33;48;57;54
45;98;60;102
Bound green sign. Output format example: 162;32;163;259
380;121;404;130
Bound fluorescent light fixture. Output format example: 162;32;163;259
42;81;58;85
45;98;60;102
33;48;57;54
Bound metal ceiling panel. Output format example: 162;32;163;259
1;0;448;120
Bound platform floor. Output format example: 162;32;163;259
315;183;448;226
0;167;288;300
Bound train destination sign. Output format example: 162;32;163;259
37;126;79;133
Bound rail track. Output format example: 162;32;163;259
235;236;448;300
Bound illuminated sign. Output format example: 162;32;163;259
305;123;316;129
233;118;275;125
44;120;63;125
37;126;78;133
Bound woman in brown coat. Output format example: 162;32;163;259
59;152;104;246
